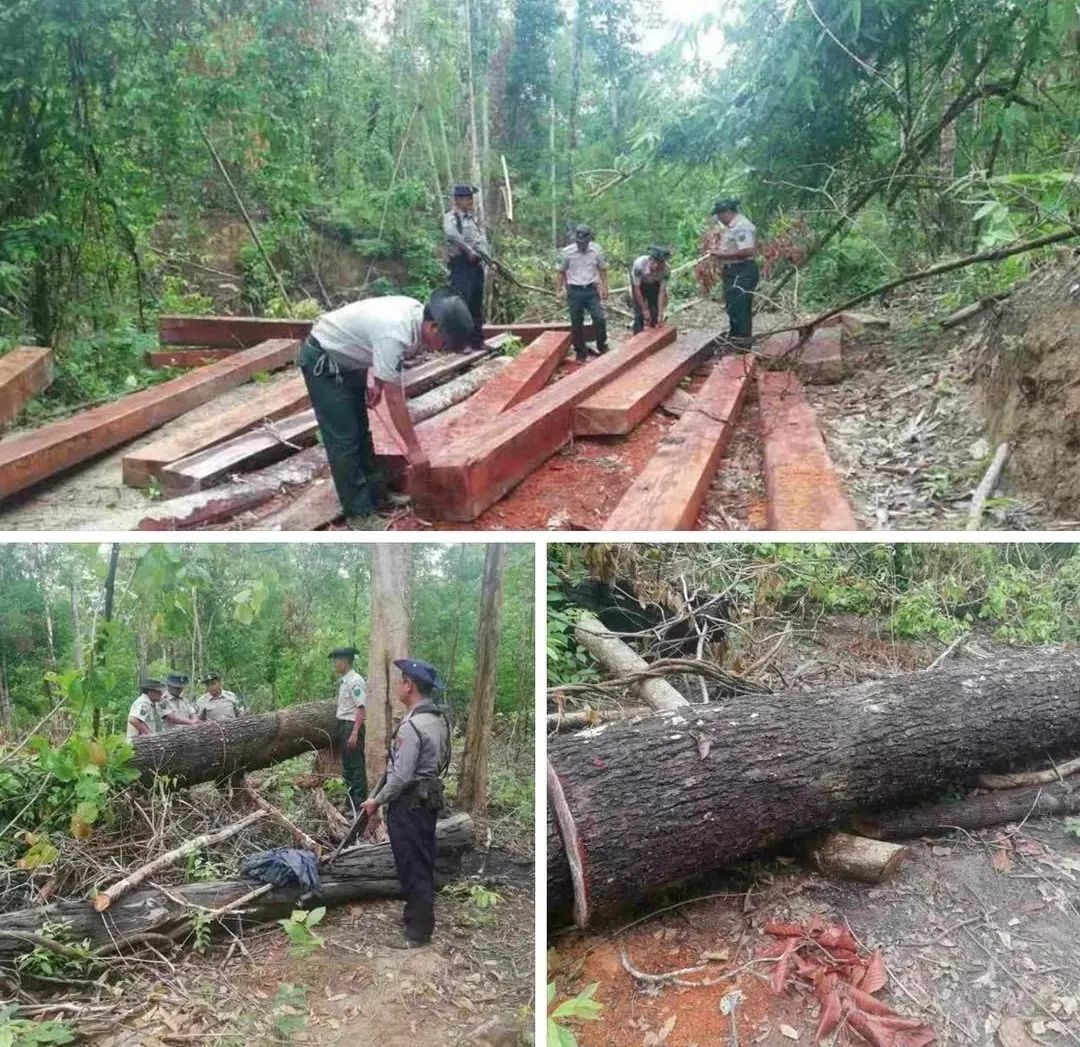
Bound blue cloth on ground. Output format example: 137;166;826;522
240;848;320;893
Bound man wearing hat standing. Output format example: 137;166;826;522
160;673;199;730
126;679;166;738
299;290;475;529
360;658;450;949
555;225;610;363
706;199;760;350
195;672;243;723
329;647;368;809
443;185;489;349
629;246;672;334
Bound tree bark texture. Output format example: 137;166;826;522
857;781;1080;840
366;545;411;783
130;699;338;785
547;650;1080;927
0;814;473;967
458;543;507;814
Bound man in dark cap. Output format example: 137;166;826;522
299;291;474;529
629;246;672;334
706;199;760;350
126;679;165;739
195;672;243;723
329;647;367;809
555;224;610;363
443;185;489;349
161;673;199;730
360;657;450;949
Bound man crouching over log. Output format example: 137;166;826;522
360;658;450;949
299;291;474;530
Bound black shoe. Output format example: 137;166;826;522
388;938;430;950
574;353;588;364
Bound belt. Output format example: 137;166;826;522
568;282;598;290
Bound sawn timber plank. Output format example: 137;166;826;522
0;347;54;427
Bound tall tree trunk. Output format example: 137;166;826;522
366;545;411;784
566;0;588;198
457;544;507;814
70;579;83;671
443;545;468;702
0;654;12;738
550;94;558;248
94;544;121;736
464;0;484;218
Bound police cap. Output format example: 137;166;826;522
328;647;358;661
573;223;592;241
393;658;445;692
140;678;165;693
452;184;477;198
711;197;740;216
201;671;222;684
166;673;188;688
648;245;672;260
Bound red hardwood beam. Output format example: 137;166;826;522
481;322;593;345
603;355;756;531
158;315;312;348
147;349;237;368
0;347;54;427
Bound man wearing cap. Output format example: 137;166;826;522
195;672;243;723
706;199;760;349
360;658;450;949
298;290;474;529
160;674;200;731
555;225;610;363
629;247;672;334
329;647;368;809
126;679;165;738
443;185;489;349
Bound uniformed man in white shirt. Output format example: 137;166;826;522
629;246;672;334
329;646;368;808
126;679;166;739
555;224;611;363
298;291;475;529
443;185;489;349
707;198;760;350
160;673;199;731
195;672;243;722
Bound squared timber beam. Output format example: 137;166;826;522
158;315;313;348
0;347;54;428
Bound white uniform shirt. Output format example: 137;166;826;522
718;213;757;256
336;669;367;722
126;694;162;739
196;689;242;722
443;208;489;259
631;256;669;286
557;242;608;286
310;296;424;382
159;693;195;731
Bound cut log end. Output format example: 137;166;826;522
92;894;111;912
809;832;907;884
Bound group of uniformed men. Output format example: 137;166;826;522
126;671;242;737
300;186;759;527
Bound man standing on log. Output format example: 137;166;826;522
629;246;672;334
126;679;165;738
360;658;450;949
329;647;368;810
556;224;610;364
160;673;199;731
195;672;243;722
704;198;760;351
443;185;488;350
299;291;474;530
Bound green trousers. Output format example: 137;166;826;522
336;719;368;806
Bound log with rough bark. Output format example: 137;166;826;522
856;781;1080;840
573;615;687;711
130;699;338;785
546;706;653;732
0;813;473;966
808;832;907;883
547;649;1080;927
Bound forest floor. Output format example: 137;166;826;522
548;614;1080;1046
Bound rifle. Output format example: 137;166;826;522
323;771;387;865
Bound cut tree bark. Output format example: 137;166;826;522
407;357;510;423
967;442;1010;530
572;615;687;712
129;699;338;785
807;832;907;883
0;814;473;966
548;649;1080;926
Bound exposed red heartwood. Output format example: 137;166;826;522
604;355;755;530
158;315;313;348
573;330;716;436
255;476;343;530
0;347;54;427
122;377;311;488
481;322;593;345
757;370;856;530
0;339;298;501
147;349;237;368
758;327;845;383
415;326;676;521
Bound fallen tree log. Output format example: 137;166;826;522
546;706;654;732
856;781;1080;840
0;813;473;967
547;649;1080;927
130;699;337;785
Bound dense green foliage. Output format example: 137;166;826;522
0;542;533;736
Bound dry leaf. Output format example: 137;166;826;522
991;848;1014;873
780;1025;800;1040
998;1016;1040;1047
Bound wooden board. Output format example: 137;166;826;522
758;327;845;384
415;326;677;521
481;322;593;345
603;355;756;530
158;315;313;348
0;347;54;427
147;349;236;368
573;330;716;436
122;377;310;488
159;410;319;495
0;339;298;501
757;370;857;530
255;477;343;531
